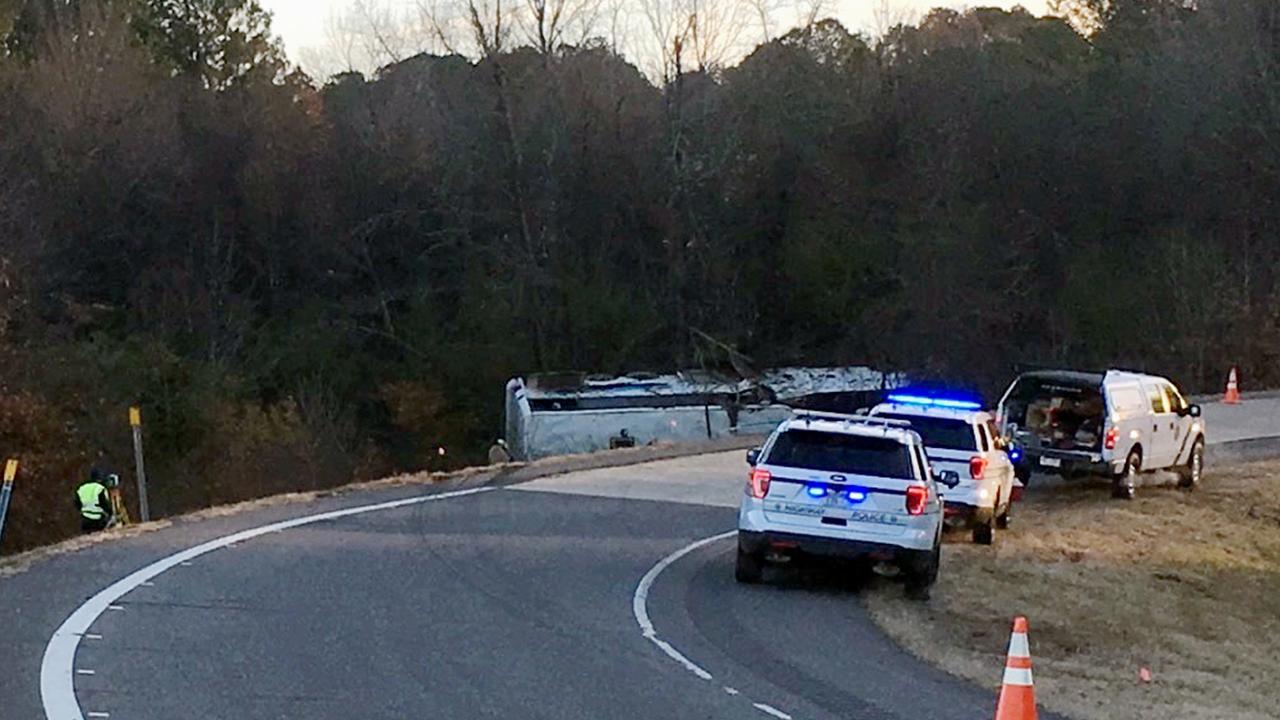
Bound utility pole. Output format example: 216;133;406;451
130;407;151;522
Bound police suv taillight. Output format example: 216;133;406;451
905;485;928;515
748;468;771;498
969;456;987;479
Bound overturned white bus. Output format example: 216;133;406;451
503;367;904;461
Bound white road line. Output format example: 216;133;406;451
83;635;102;641
632;530;801;719
40;486;494;720
106;606;123;611
87;713;109;718
74;670;95;676
753;702;793;719
632;530;736;682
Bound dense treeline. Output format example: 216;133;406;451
0;0;1276;551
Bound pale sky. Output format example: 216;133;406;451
263;0;1052;74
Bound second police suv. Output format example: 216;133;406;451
870;394;1019;544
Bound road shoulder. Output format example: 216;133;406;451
863;460;1280;720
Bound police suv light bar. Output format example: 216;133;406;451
790;409;913;428
886;394;983;411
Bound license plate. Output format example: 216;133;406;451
774;503;825;517
1040;457;1062;468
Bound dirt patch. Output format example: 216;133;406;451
864;462;1280;720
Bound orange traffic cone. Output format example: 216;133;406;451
994;617;1038;720
1224;367;1242;405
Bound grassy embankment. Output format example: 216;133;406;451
866;462;1280;720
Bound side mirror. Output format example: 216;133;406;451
746;448;761;466
936;470;961;489
1185;404;1202;418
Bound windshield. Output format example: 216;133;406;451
765;430;915;478
876;414;976;451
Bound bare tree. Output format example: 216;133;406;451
468;0;512;55
414;0;513;56
638;0;753;79
301;0;445;79
521;0;604;52
872;0;918;39
299;8;364;78
688;0;751;69
351;0;413;65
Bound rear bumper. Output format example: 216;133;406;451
738;497;937;552
1018;449;1117;477
942;502;993;527
738;530;928;563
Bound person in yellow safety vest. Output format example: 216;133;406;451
75;469;113;533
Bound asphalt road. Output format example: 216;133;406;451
1201;394;1280;443
3;464;1001;720
2;397;1274;720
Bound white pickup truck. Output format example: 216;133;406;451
997;370;1205;499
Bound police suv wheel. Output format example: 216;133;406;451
903;544;940;600
1179;439;1204;490
1014;465;1032;488
735;546;763;584
995;498;1012;530
972;517;995;545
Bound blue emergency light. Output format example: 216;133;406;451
887;393;983;411
805;485;869;504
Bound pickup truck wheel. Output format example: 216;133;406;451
1112;450;1140;500
1178;439;1205;490
735;546;764;584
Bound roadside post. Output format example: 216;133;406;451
130;406;151;523
0;459;18;554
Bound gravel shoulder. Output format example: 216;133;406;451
864;461;1280;720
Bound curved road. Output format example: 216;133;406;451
3;398;1275;720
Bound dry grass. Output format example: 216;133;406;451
865;462;1280;720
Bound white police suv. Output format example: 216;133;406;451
736;411;959;599
869;394;1018;545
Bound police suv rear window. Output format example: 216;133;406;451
877;414;977;451
765;430;914;478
